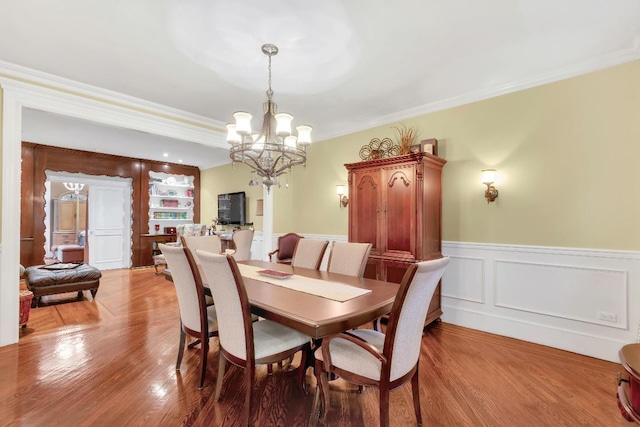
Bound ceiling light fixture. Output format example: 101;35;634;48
226;44;312;193
64;182;84;195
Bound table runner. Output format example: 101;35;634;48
238;264;371;302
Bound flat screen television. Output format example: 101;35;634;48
217;191;246;225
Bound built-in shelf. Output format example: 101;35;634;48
149;207;191;211
148;171;194;234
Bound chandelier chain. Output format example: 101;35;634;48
266;54;273;101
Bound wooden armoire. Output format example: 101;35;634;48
345;152;446;326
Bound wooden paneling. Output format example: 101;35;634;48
20;142;200;268
20;144;36;267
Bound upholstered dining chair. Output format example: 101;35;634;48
181;234;222;290
310;257;450;427
153;223;207;274
224;229;254;261
268;232;304;264
326;242;372;277
291;239;329;270
159;243;218;389
196;250;311;427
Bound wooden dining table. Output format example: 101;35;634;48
238;260;399;339
164;259;399;339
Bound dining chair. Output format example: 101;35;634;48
268;232;304;264
310;256;450;427
181;234;222;289
159;243;218;389
196;250;311;427
224;229;254;261
326;242;372;277
291;239;329;270
153;223;207;274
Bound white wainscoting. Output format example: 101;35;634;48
442;242;640;362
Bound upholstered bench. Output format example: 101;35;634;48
56;245;84;263
24;263;101;307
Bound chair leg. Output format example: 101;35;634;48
412;366;422;426
315;359;330;422
296;348;308;396
373;317;380;332
244;364;255;427
215;355;226;401
380;386;390;427
187;339;201;349
198;335;208;389
176;325;186;370
309;385;321;427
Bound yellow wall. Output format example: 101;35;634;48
201;59;640;250
200;164;265;230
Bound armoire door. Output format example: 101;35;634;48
380;162;417;260
349;168;382;256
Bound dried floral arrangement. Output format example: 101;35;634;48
392;124;418;155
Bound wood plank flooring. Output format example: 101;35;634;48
0;268;627;426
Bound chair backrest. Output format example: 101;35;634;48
181;235;222;255
159;244;208;334
384;257;449;381
181;235;222;285
276;233;304;262
291;239;329;270
197;250;253;362
173;224;208;246
326;242;372;277
230;229;254;261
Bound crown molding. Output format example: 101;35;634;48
318;38;640;142
0;59;228;145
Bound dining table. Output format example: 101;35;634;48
163;259;399;339
237;260;398;339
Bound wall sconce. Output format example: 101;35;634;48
336;185;349;207
481;169;499;203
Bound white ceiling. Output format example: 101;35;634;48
4;0;640;169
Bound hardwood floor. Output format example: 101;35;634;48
1;268;626;426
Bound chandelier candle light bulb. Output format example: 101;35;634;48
226;43;312;192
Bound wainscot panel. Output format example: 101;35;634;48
442;241;640;362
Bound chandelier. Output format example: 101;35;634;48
226;44;312;192
64;182;84;195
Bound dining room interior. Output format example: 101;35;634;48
2;1;640;426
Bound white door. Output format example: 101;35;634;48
88;185;131;270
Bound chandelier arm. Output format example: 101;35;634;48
242;156;270;176
271;155;306;177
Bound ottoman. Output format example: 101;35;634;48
56;245;84;263
24;263;101;307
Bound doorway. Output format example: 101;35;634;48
46;171;133;270
0;77;218;346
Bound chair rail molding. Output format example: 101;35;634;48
442;241;640;362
